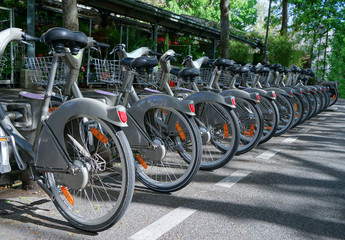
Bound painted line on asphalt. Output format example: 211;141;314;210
299;128;311;133
281;137;298;144
318;117;327;121
310;122;318;126
128;207;197;240
215;170;252;188
256;149;281;160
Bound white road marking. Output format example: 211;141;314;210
318;117;327;120
215;170;252;188
128;207;197;240
282;137;298;144
310;122;318;125
256;149;281;160
299;128;311;133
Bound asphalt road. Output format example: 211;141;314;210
1;99;345;240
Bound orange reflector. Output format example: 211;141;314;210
61;186;74;206
91;127;108;143
223;123;229;138
49;107;57;112
296;114;299;117
265;126;272;130
161;108;167;115
332;95;335;100
0;137;8;142
250;124;255;136
136;155;147;169
176;123;186;140
244;124;255;136
294;103;298;111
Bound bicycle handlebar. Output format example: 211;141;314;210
94;41;110;48
22;33;41;42
149;50;162;57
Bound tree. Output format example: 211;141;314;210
220;0;230;58
280;0;288;35
62;0;79;31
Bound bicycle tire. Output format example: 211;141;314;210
290;95;304;129
258;97;279;144
45;115;135;232
275;94;295;136
195;102;240;170
134;106;202;192
234;98;264;155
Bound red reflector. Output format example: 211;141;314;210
291;90;294;96
315;89;317;92
256;93;260;101
308;90;310;93
189;103;195;113
272;91;276;98
300;90;303;94
231;97;236;106
117;106;127;123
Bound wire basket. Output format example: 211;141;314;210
92;58;123;85
24;57;69;86
134;67;163;88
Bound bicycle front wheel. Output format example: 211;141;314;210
133;106;202;192
45;115;135;232
234;98;264;155
195;102;240;170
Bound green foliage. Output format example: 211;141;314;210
266;33;305;67
228;40;254;63
148;0;258;30
1;0;26;8
327;31;345;98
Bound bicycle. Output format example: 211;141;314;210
0;27;135;232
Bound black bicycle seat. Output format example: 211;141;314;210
179;68;200;79
41;27;88;55
239;66;250;73
213;58;234;68
257;67;270;73
170;68;180;76
131;56;158;68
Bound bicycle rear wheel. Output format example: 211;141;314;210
45;115;135;232
195;102;240;170
134;106;202;192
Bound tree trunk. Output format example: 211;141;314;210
220;0;230;58
280;0;288;35
62;0;79;31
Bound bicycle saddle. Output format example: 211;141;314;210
179;68;200;79
213;58;234;68
41;27;88;55
257;67;270;73
131;56;158;68
170;68;180;76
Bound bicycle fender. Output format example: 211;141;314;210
184;91;235;108
124;94;194;147
280;86;298;97
265;87;291;98
220;89;258;102
128;94;194;120
34;98;127;171
242;88;269;98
